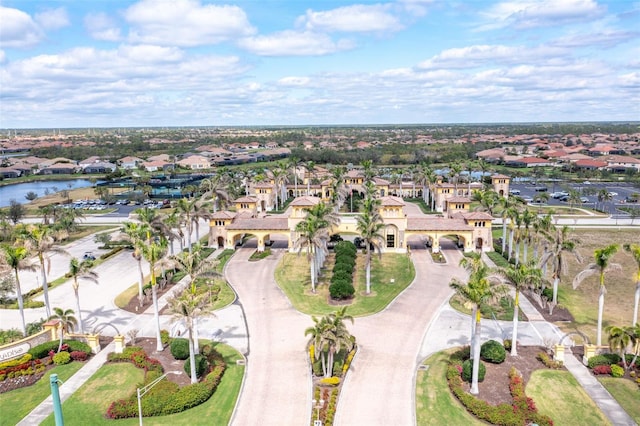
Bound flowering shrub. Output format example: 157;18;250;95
319;376;340;386
592;365;612;375
446;361;553;426
28;340;91;359
70;351;88;361
587;354;621;369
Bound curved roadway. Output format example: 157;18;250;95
225;238;467;425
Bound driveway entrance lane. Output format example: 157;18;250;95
226;248;310;426
336;244;467;426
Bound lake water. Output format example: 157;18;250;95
0;179;96;207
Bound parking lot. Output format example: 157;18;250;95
508;180;640;215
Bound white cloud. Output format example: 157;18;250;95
34;7;70;31
297;4;402;33
278;76;311;86
550;30;640;48
0;6;44;48
396;0;434;17
124;0;256;47
479;0;606;30
418;44;567;69
84;12;121;42
238;31;355;56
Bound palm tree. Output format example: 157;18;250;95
305;307;354;378
567;189;582;212
0;243;38;335
540;226;581;304
329;166;348;211
168;290;210;383
458;253;484;343
520;209;535;263
199;174;229;213
18;224;69;317
498;196;517;255
141;237;169;351
472;189;499;216
356;185;385;295
449;260;503;395
49;307;77;352
294;204;335;293
288;156;303;197
604;325;633;370
121;221;149;306
175;197;201;253
573;244;621;346
493;261;545;356
68;258;98;335
624;244;640;326
304;161;316;195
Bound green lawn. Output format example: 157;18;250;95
415;351;484;425
0;362;85;426
41;343;244;425
526;369;611;426
598;377;640;423
275;252;415;316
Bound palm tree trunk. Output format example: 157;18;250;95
365;250;372;294
633;280;639;326
74;287;84;335
40;258;51;318
327;349;334;377
310;254;316;293
188;327;197;384
515;240;521;265
152;284;163;351
501;219;507;254
193;317;200;354
320;351;327;377
471;310;482;395
597;285;605;346
137;259;145;307
552;275;560;304
57;325;64;352
511;292;519;356
470;306;476;354
14;272;26;336
523;241;529;264
508;228;515;260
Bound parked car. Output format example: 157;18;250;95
83;252;96;261
607;192;618;197
551;191;569;199
580;197;589;203
509;189;521;195
533;186;548;192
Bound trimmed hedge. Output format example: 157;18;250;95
28;340;92;359
329;280;355;300
333;262;354;275
462;359;486;382
480;340;506;364
52;351;71;365
184;354;209;378
170;338;190;360
587;353;621;369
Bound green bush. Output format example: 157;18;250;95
334;254;356;267
160;329;170;346
587;353;622;369
329;280;355;300
462;359;486;382
52;351;71;365
541;287;553;300
332;262;354;275
502;339;512;352
480;340;506;364
184;354;209;378
170;338;190;360
611;364;624;378
28;340;91;359
319;376;340;386
334;241;356;255
331;270;352;284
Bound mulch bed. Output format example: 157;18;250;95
121;281;180;315
468;345;549;406
522;290;574;322
132;338;192;386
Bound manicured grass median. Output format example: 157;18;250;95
0;362;84;426
41;343;244;426
415;351;483;425
275;252;415;316
598;377;640;424
526;369;611;426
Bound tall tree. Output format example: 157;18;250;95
449;260;503;395
18;224;69;317
68;258;99;335
199;174;230;213
540;226;581;304
493;261;544;356
49;307;78;352
0;244;38;335
121;221;150;306
624;244;640;326
141;237;169;351
573;244;621;346
305;307;354;378
356;182;385;295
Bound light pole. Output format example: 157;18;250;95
312;398;324;426
137;371;179;425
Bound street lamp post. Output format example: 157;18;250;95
312;398;325;426
137;371;179;425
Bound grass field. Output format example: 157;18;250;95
526;369;611;425
40;343;243;425
275;252;415;316
598;377;640;423
0;362;85;426
415;351;484;425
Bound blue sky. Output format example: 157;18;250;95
1;0;639;128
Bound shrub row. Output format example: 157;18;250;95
447;363;553;426
330;242;357;300
105;349;227;419
28;340;91;359
587;353;621;369
537;351;563;369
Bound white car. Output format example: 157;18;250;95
509;189;521;195
608;192;618;197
